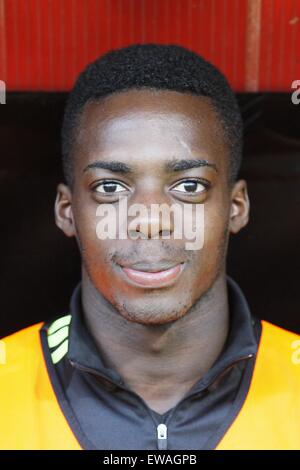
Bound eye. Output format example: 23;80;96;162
170;179;208;194
93;180;128;194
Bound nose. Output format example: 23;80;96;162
127;195;175;240
130;210;173;239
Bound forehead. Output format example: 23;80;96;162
74;89;228;171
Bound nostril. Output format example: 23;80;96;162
160;229;172;237
128;229;148;240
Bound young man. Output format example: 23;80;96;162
1;44;300;450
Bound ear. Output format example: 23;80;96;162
54;183;76;237
229;179;250;234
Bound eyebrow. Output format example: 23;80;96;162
83;158;218;174
83;161;133;174
165;158;218;173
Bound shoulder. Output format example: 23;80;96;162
261;319;300;344
0;314;72;375
0;322;44;374
259;319;300;371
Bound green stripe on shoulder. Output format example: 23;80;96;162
47;314;71;335
51;339;69;364
48;325;69;349
47;314;71;364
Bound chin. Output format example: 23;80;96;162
112;294;193;326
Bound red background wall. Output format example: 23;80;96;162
1;0;299;92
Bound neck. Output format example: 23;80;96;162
81;269;229;413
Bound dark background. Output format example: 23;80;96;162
0;92;299;338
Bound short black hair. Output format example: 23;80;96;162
61;43;243;186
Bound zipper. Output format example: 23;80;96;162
70;359;171;448
157;423;168;450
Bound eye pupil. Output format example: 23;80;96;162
184;181;198;192
104;183;117;193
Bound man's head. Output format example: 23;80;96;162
55;43;249;325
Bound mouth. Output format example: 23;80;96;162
116;261;186;288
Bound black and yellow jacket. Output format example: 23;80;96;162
1;276;300;450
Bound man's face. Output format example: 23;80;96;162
55;89;249;325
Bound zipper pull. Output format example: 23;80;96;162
157;423;168;450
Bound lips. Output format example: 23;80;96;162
118;261;185;288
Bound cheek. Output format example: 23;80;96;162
76;209;98;248
73;201;111;264
187;204;228;272
73;202;129;286
205;212;227;246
